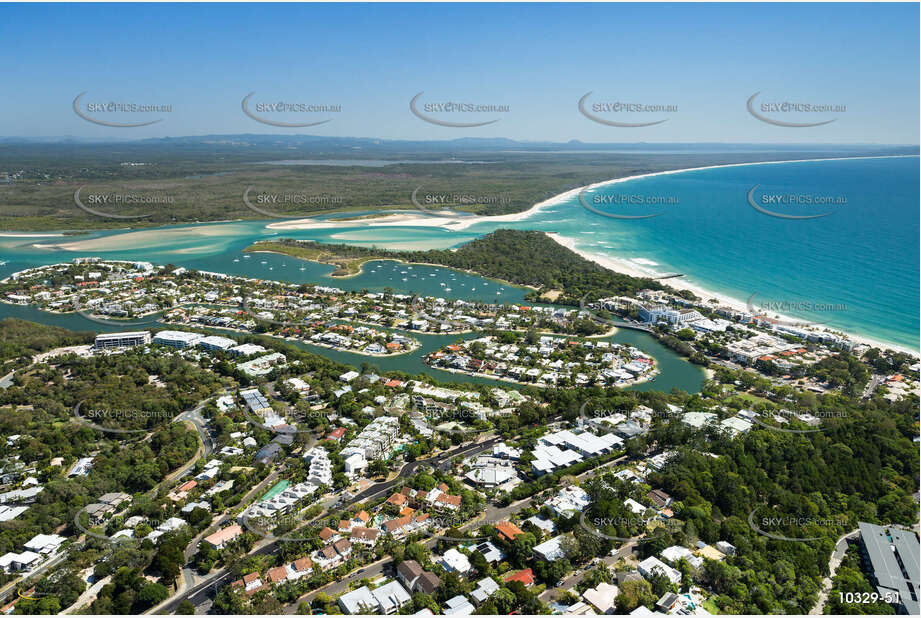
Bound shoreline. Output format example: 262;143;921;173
545;233;918;356
259;153;918;357
244;245;540;291
264;154;918;233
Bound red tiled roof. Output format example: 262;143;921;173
267;566;288;583
437;493;461;507
333;538;352;554
204;524;242;546
387;493;407;506
496;521;525;541
319;527;336;541
293;557;313;571
350;527;380;541
504;568;535;586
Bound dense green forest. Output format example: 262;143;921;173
0;319;93;367
553;384;918;614
1;141;850;231
1;313;917;615
250;229;677;305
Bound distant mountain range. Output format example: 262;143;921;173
0;134;916;153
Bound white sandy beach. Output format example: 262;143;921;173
264;154;916;234
0;232;65;237
545;232;918;356
30;223;258;252
14;154;917;356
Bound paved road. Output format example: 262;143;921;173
0;551;68;606
285;448;632;613
145;465;287;615
154;435;499;614
539;541;636;602
862;374;884;399
810;528;859;615
0;370;15;389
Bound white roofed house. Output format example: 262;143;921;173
439;548;472;575
661;545;703;569
470;577;500;605
720;415;753;437
638;556;681;585
339;585;378;614
0;551;42;573
370;580;411;614
24;533;66;554
533;535;566;561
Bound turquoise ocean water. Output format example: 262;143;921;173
0;156;917;351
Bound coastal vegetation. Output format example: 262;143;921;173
0;314;917;614
0;139;874;231
246;230;675;304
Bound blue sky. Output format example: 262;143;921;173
2;2;918;143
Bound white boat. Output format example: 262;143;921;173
299;266;306;271
243;255;251;259
440;282;446;287
445;287;452;292
260;260;267;264
233;258;240;262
